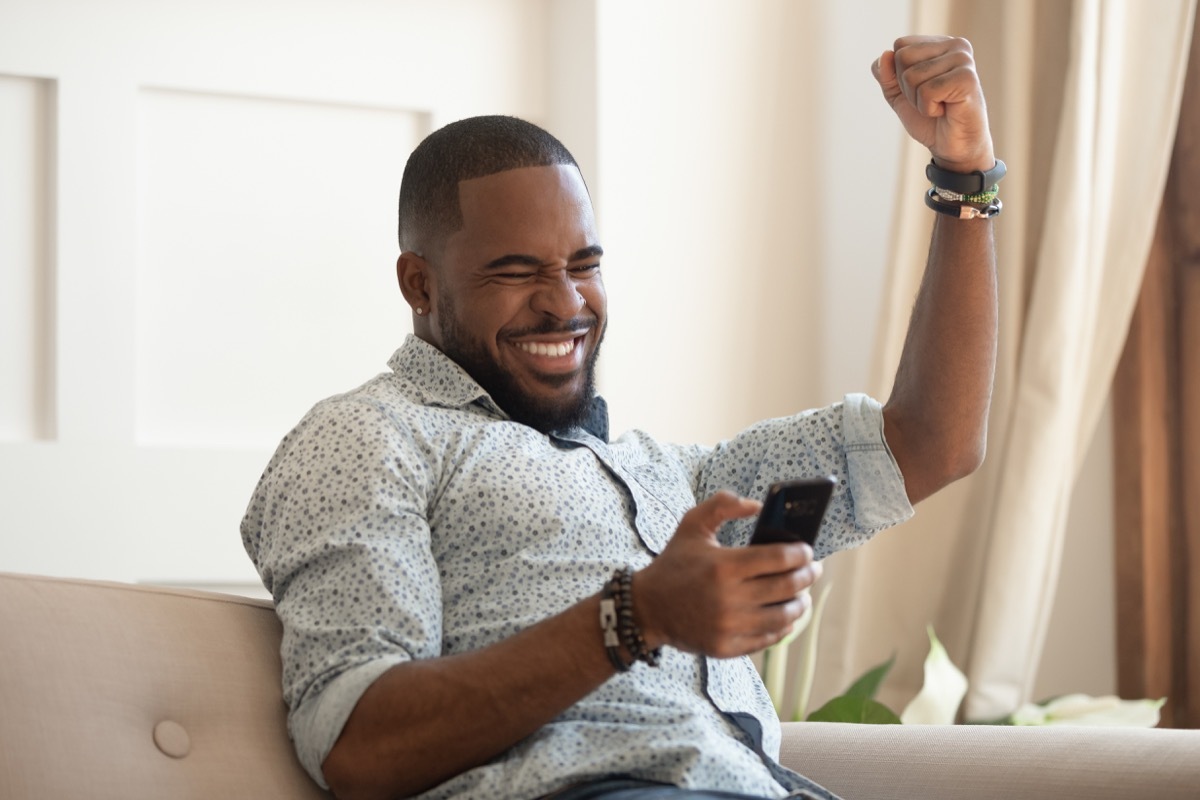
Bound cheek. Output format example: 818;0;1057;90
454;290;528;344
582;280;607;315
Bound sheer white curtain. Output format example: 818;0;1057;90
814;0;1197;720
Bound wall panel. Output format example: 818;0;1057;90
0;75;54;442
135;88;424;448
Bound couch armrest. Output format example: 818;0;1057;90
0;572;330;800
779;721;1200;800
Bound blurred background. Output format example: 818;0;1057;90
1;0;1194;723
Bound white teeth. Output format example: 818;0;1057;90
517;339;576;357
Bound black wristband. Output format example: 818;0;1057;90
612;567;661;668
925;158;1006;195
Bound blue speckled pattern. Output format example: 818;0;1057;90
241;335;912;799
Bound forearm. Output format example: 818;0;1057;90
883;214;997;503
323;593;616;800
321;493;816;800
871;36;1001;504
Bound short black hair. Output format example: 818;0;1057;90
397;115;580;256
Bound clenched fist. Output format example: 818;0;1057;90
873;35;995;175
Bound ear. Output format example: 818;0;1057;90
396;252;434;321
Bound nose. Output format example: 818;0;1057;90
530;270;586;319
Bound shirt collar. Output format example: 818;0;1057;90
388;335;610;442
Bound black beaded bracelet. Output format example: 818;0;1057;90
612;566;662;668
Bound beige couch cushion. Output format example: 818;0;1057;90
780;720;1200;800
0;572;329;800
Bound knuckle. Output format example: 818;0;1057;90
788;569;810;593
782;600;801;621
788;542;813;567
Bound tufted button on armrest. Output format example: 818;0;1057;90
153;720;191;759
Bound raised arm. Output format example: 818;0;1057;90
873;36;1000;504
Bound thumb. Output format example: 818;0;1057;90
872;48;934;147
872;50;899;95
677;491;761;541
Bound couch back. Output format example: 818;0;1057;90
0;572;330;800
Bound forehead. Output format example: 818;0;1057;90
448;165;597;257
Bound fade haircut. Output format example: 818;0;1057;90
397;115;580;256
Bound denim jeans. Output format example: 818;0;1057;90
546;778;795;800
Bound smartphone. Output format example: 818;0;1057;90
748;476;836;546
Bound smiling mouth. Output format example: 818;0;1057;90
514;337;581;358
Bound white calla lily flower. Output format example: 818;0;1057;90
1010;694;1165;727
900;626;967;725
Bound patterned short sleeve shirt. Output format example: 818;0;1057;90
241;335;913;799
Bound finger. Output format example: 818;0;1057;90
731;540;814;577
677;491;761;539
871;49;898;93
726;629;794;658
896;50;977;119
746;561;823;606
893;34;962;54
709;598;808;658
872;50;909;118
893;37;974;107
743;593;809;637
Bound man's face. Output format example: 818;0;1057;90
425;165;607;434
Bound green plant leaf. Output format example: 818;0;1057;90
843;654;895;700
806;694;902;725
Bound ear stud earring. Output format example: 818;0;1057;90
415;307;426;316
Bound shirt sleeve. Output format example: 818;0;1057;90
240;395;443;787
691;393;914;558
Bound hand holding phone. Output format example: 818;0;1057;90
748;476;836;547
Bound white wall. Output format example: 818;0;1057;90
0;0;552;591
0;0;1114;697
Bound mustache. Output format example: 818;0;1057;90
505;317;598;338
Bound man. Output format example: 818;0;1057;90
242;35;999;800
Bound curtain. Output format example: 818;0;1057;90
813;0;1197;721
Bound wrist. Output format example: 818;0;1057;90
600;567;663;670
629;570;668;651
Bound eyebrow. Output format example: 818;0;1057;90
482;245;604;272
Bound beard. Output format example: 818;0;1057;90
436;299;604;436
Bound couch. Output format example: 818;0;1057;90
2;571;1197;800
